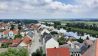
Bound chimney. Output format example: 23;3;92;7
54;47;56;49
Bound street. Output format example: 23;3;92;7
29;30;42;56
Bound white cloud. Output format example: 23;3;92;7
23;4;34;10
49;1;78;12
0;0;98;18
0;2;8;10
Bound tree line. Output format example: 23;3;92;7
66;23;98;31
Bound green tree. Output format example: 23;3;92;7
0;48;29;56
50;31;58;35
54;21;61;28
77;37;84;43
14;34;22;39
10;25;15;30
1;43;9;48
58;37;66;45
32;47;45;56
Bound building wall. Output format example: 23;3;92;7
46;38;59;48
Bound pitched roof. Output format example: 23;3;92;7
96;39;98;56
41;29;50;35
10;38;22;47
0;38;6;42
47;48;70;56
83;40;93;46
82;39;98;56
3;30;10;35
22;35;32;44
44;34;52;43
1;39;10;43
13;38;22;43
3;29;19;35
27;31;33;37
12;29;19;34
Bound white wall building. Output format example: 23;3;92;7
46;38;59;48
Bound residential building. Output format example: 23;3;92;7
46;48;70;56
82;39;98;56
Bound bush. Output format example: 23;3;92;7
14;34;22;39
0;48;29;56
58;37;66;45
77;37;84;43
32;47;45;56
50;31;58;35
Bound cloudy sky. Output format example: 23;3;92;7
0;0;98;19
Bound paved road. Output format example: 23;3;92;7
29;30;42;56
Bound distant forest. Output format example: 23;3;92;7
0;19;38;24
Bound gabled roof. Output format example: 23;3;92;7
12;38;22;43
3;29;19;35
0;38;6;42
3;30;10;35
10;38;22;47
27;31;33;37
41;29;50;35
1;39;10;43
83;39;93;46
82;39;98;56
44;34;52;43
22;35;32;44
47;48;70;56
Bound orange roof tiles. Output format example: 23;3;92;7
12;38;22;44
47;48;70;56
3;29;19;35
22;36;32;44
3;30;10;35
10;38;22;47
96;39;98;56
1;39;10;43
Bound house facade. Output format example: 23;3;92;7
46;38;59;48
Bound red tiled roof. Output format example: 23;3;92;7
12;29;19;34
22;35;32;44
47;48;70;56
1;39;10;43
3;29;19;35
10;38;22;47
13;38;22;44
3;30;10;35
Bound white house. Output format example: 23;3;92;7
59;28;67;34
3;29;18;39
8;31;14;39
46;38;59;48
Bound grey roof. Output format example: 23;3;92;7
80;44;89;54
0;38;6;42
44;34;52;43
27;31;33;37
70;48;81;52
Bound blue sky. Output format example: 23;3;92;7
0;0;98;19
